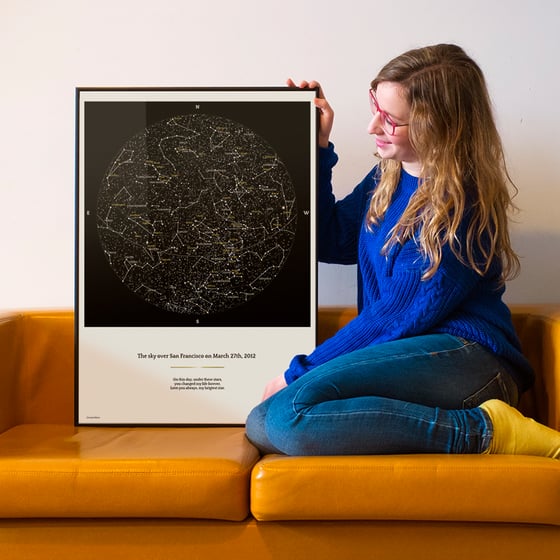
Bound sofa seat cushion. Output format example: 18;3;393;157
0;424;259;520
251;453;560;525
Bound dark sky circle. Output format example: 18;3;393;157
96;113;298;315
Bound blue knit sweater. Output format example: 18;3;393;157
284;144;534;391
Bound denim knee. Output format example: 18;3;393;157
262;391;324;455
245;399;282;455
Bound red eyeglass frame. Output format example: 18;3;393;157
369;89;409;136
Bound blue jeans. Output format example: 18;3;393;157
245;334;519;455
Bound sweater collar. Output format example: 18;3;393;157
399;167;420;194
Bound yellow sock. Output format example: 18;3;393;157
480;399;560;459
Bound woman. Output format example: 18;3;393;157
245;44;560;459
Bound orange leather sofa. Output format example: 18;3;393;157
1;306;559;559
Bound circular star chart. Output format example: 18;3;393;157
96;113;297;315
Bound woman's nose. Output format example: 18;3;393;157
368;113;382;135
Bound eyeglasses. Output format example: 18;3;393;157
369;89;409;136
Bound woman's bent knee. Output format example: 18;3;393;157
245;399;283;455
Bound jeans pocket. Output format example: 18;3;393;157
462;371;519;409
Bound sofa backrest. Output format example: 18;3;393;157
1;306;559;430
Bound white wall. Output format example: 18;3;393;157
1;0;559;310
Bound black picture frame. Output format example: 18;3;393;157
75;87;317;426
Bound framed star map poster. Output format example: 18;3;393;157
75;87;317;425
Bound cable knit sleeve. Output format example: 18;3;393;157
317;144;376;265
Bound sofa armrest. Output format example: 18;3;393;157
0;311;23;433
0;310;74;431
510;304;560;430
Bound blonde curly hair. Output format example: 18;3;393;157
367;44;519;283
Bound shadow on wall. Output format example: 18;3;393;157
506;230;560;304
317;230;560;307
